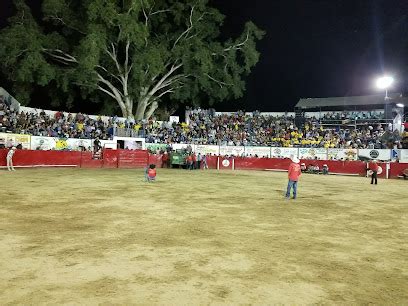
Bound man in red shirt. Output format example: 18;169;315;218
368;160;379;185
286;156;301;200
192;153;197;170
161;152;168;168
186;154;193;170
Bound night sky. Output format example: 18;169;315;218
1;0;408;113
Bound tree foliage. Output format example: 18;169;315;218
0;0;264;119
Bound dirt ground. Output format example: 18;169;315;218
0;168;407;305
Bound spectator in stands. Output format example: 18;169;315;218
93;137;101;153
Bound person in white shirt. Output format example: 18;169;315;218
7;147;16;171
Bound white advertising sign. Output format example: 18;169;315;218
172;143;193;151
327;148;358;161
31;136;56;150
358;149;391;161
169;116;179;123
194;145;219;155
0;132;31;149
244;146;271;158
270;147;298;158
399;149;408;163
66;138;93;151
299;148;327;160
219;145;245;156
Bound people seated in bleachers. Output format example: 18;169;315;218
0;100;402;150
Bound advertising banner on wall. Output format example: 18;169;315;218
31;136;56;150
270;147;298;158
31;136;92;151
146;143;169;152
327;148;358;161
171;143;193;151
66;139;93;151
194;145;219;155
0;132;31;149
298;148;327;160
357;149;391;161
398;149;408;163
244;146;271;158
219;145;245;156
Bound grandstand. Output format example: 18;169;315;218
295;93;407;130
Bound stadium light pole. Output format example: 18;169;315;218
376;76;394;99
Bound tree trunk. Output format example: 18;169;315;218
145;101;158;120
135;98;149;120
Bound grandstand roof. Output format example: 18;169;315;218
296;93;408;109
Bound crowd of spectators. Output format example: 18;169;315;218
1;95;406;149
1;97;114;139
321;111;384;121
144;109;403;149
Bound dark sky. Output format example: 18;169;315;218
1;0;408;112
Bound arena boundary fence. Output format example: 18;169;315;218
0;149;149;169
1;149;407;179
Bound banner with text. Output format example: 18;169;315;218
299;148;328;160
244;146;271;158
219;145;245;156
194;145;219;155
327;148;358;161
31;136;92;151
270;147;298;159
0;132;31;149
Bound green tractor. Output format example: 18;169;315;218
170;150;189;168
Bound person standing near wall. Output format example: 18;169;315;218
197;153;202;169
368;160;379;185
6;146;16;171
285;156;301;200
202;154;209;170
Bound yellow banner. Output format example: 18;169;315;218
0;132;31;149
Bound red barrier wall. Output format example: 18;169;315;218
118;150;149;168
0;149;149;169
1;149;407;178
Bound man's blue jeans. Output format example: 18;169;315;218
286;180;298;198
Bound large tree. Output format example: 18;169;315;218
0;0;264;119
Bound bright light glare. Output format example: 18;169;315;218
376;76;394;89
396;103;404;108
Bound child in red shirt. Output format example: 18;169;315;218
145;164;156;182
286;157;301;199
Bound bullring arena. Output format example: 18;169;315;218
1;151;408;304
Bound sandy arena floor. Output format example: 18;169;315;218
0;168;407;304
